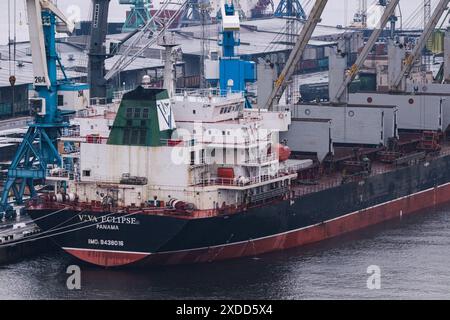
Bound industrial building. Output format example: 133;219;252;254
0;16;362;120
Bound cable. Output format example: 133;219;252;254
0;210;140;248
0;207;69;236
8;0;11;76
3;203;146;243
13;0;16;77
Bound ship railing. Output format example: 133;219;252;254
190;155;295;169
295;178;343;197
46;167;73;180
77;109;103;118
295;146;450;197
437;146;450;158
193;170;297;188
61;128;81;138
112;86;135;101
62;131;108;144
294;164;408;197
195;137;271;148
295;167;386;196
173;88;245;100
244;153;278;166
83;136;109;144
81;175;121;185
77;105;119;119
190;156;214;167
89;97;110;106
62;151;81;158
160;139;197;147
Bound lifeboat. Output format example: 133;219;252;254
277;144;291;162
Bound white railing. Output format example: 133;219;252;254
160;139;197;147
174;88;245;99
244;153;278;166
193;166;300;188
62;128;80;138
46;167;72;180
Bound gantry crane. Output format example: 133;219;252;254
331;0;400;104
391;0;450;91
119;0;152;32
274;0;307;20
264;0;328;111
0;0;84;218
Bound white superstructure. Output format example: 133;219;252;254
50;87;308;213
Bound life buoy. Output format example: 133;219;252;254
278;113;285;119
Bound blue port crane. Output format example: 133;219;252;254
205;0;256;107
274;0;307;20
119;0;153;32
0;0;87;219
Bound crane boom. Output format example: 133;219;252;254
104;0;189;81
391;0;450;90
331;0;399;104
264;0;328;110
26;0;75;89
88;0;111;100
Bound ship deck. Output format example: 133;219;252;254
27;135;450;220
0;214;41;245
291;139;450;198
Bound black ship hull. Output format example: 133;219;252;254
27;153;450;267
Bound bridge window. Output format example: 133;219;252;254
58;95;64;107
82;170;91;177
139;129;147;145
126;108;133;118
142;108;149;119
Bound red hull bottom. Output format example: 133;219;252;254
64;183;450;267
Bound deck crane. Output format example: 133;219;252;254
391;0;450;91
0;0;85;218
104;0;189;82
264;0;328;111
331;0;400;104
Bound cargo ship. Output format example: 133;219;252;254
21;0;450;267
25;81;450;267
